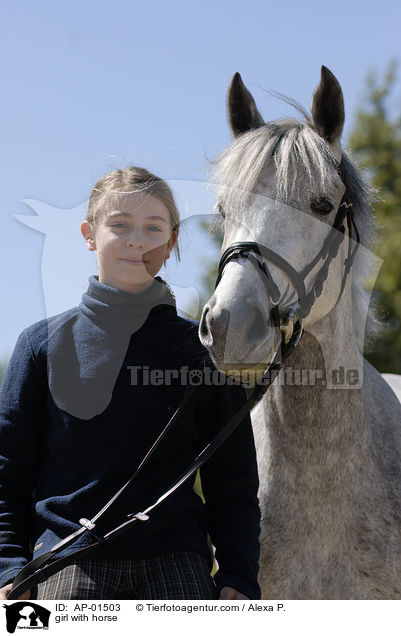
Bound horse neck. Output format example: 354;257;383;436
266;282;366;450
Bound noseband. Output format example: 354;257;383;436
215;198;360;360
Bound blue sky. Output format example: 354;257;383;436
0;0;400;358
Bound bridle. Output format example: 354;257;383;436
215;196;360;354
9;184;360;600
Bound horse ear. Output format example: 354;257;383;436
227;72;264;137
310;66;344;153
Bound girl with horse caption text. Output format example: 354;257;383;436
0;167;261;600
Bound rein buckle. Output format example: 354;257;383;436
280;303;303;346
79;518;96;531
127;511;150;522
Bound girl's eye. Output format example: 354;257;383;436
147;226;162;232
310;197;334;215
111;222;126;228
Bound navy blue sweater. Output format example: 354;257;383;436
0;276;261;598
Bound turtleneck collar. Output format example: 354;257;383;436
79;275;177;327
48;275;178;419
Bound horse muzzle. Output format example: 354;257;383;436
199;292;283;378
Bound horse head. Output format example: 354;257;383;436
199;67;363;381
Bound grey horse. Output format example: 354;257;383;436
199;67;401;599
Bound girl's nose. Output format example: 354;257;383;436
126;228;144;248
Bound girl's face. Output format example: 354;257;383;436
81;192;177;293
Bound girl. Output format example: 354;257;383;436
0;166;261;600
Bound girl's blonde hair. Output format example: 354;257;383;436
86;166;180;259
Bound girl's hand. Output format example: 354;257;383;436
0;582;31;600
219;586;249;600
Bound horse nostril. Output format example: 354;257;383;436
199;305;231;350
200;306;210;339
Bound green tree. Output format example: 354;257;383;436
349;61;401;373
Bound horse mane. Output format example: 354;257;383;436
210;115;381;349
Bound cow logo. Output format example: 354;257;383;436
3;602;51;632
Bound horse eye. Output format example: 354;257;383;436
310;197;334;215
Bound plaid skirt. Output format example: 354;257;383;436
35;552;217;600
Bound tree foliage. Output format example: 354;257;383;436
349;61;401;372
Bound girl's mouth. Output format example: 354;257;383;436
119;258;147;266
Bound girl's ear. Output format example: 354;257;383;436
164;229;178;261
81;221;96;251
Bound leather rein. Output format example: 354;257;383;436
9;194;359;600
